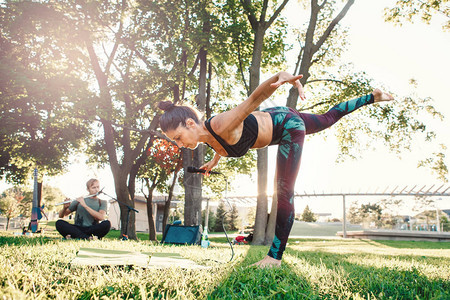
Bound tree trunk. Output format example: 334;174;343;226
162;170;178;232
183;148;204;226
146;191;157;241
265;172;278;244
286;0;355;108
184;43;207;226
240;0;290;245
113;171;137;240
254;148;268;244
251;24;268;245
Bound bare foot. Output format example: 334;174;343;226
372;89;394;102
250;255;282;268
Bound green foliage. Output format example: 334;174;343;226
418;144;449;182
301;205;317;222
284;1;448;181
39;185;66;214
226;204;240;231
0;188;27;229
213;0;289;90
348;201;383;227
201;208;216;230
0;1;91;183
385;0;450;31
213;200;227;232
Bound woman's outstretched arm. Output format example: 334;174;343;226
237;72;304;115
212;72;305;135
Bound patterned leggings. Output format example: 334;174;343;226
263;94;374;259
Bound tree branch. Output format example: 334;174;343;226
104;0;126;76
188;52;200;77
261;0;269;23
122;53;134;159
305;78;346;85
313;0;354;52
319;0;328;10
241;0;258;30
293;42;304;75
84;37;119;171
267;0;290;29
236;34;249;95
298;99;335;112
129;113;160;163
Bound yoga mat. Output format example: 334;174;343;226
71;248;209;269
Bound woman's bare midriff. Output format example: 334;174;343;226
251;111;273;148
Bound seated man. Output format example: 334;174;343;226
56;178;111;240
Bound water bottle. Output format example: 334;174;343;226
201;227;210;248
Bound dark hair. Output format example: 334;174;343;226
158;101;200;132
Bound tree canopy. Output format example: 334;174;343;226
1;0;447;240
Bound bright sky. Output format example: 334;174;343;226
1;0;449;216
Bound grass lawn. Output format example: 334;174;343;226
289;221;363;236
0;228;448;299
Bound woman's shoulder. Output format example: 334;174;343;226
207;110;241;134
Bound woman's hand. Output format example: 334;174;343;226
200;154;221;176
270;72;306;101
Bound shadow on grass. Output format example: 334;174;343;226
285;248;449;299
0;235;55;246
103;229;158;241
207;245;320;299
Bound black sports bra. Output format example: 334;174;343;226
204;114;258;157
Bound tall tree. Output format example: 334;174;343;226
0;1;90;184
286;0;355;108
301;205;317;222
222;0;290;245
271;0;448;240
139;139;182;241
1;0;222;239
0;187;25;230
227;203;240;231
138;0;221;227
213;200;227;232
285;1;447;181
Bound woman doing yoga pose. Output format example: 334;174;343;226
158;71;393;267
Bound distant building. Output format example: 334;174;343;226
108;195;180;233
315;213;332;222
108;195;258;233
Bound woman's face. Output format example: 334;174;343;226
164;119;199;149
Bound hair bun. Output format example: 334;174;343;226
158;101;175;111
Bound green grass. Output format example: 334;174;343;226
0;230;448;299
289;221;363;236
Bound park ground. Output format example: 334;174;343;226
0;222;449;299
